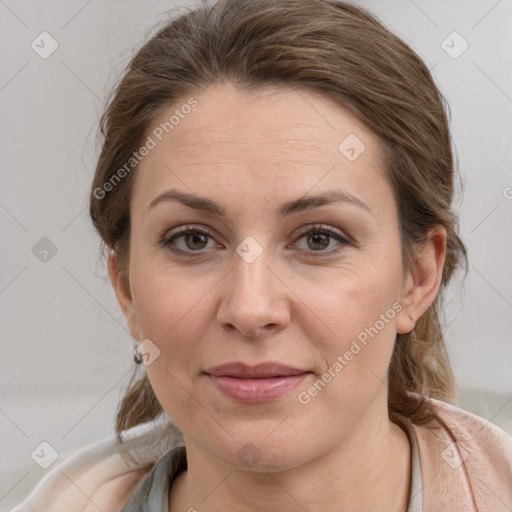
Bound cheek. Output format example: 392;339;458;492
129;259;216;369
293;259;401;401
130;268;216;424
294;255;401;343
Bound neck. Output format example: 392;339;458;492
169;405;412;512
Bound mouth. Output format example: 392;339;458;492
203;362;313;402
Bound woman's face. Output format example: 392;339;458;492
113;83;425;471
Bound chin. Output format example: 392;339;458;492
205;428;320;473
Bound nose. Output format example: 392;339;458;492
216;246;291;339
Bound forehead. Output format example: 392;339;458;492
133;83;392;218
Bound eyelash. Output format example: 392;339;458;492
159;223;351;259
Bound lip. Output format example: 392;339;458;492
203;362;312;402
205;361;308;378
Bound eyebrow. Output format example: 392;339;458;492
148;188;373;218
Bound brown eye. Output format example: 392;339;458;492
293;226;350;255
306;232;331;251
181;232;209;251
160;225;218;256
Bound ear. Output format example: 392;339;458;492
108;250;141;341
396;226;447;334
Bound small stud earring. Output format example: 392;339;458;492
133;345;144;365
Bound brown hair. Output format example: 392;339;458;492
89;0;468;438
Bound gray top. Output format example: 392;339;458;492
122;421;422;511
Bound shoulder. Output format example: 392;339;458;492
12;414;184;512
427;395;512;465
431;396;511;439
410;395;512;510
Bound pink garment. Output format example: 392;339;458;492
12;396;512;511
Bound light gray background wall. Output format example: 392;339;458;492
1;0;511;507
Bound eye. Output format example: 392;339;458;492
292;225;350;255
159;223;350;258
160;224;219;256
